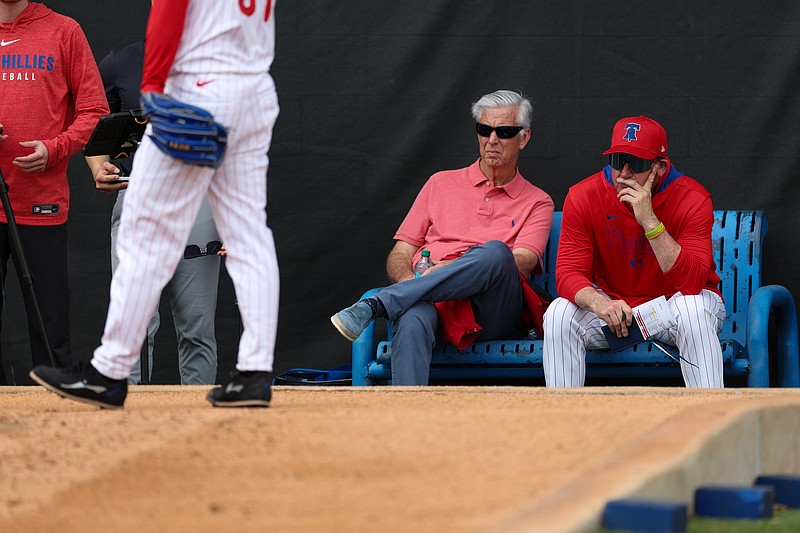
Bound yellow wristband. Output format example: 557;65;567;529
645;222;666;240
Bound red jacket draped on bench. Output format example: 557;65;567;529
434;274;549;350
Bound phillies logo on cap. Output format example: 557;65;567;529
604;116;668;159
623;123;641;142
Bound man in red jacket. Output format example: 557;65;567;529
0;0;108;383
543;116;726;388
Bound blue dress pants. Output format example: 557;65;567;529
376;240;524;385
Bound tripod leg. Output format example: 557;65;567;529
0;170;56;367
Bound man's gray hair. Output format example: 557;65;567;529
471;90;532;132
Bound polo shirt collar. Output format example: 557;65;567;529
469;158;525;198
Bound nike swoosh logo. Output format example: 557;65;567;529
196;79;215;87
62;380;108;394
225;383;244;393
0;39;21;47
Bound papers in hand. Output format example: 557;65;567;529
632;295;675;338
601;296;676;352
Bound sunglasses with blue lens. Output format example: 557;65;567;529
475;123;524;139
608;153;655;174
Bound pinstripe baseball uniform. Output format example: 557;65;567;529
92;0;279;380
99;40;221;385
543;116;726;388
543;291;725;388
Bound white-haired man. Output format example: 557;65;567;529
332;90;554;385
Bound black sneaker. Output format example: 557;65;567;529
29;362;128;410
206;370;272;408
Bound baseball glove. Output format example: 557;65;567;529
140;92;228;168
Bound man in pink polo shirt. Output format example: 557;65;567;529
332;90;554;385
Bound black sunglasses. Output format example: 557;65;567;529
608;153;654;174
475;123;524;139
184;240;222;259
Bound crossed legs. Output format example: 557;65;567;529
378;240;525;385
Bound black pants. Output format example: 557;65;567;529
0;223;71;384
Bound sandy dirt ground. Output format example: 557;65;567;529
0;386;798;532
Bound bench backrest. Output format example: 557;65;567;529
531;210;766;349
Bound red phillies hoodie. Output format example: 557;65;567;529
0;2;108;225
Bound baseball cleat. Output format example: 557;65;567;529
29;362;128;410
330;300;374;342
206;370;272;408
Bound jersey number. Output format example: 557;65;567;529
238;0;272;21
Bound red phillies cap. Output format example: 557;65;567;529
602;116;668;160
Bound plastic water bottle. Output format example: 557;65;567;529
413;250;432;278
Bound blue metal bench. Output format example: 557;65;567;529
351;211;799;387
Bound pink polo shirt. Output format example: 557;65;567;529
394;159;554;275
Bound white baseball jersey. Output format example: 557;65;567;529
93;0;280;379
542;290;726;388
171;0;275;77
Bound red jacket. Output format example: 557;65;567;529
0;3;108;225
557;164;721;307
435;274;549;350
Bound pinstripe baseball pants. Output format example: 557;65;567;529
543;290;726;388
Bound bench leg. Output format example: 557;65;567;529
747;285;800;387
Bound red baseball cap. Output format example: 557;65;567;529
602;116;668;160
